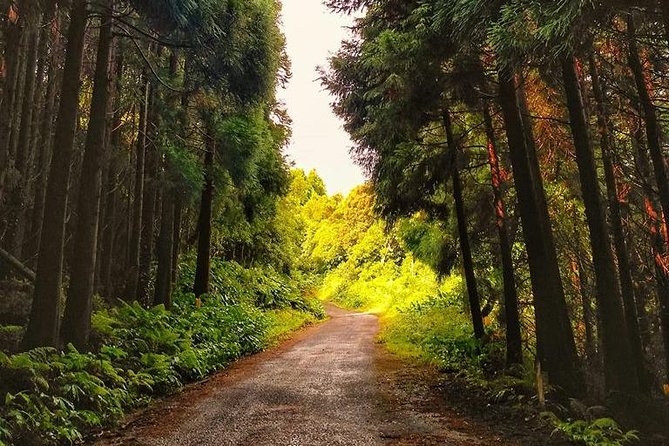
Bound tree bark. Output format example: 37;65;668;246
627;17;669;251
171;195;182;285
7;29;28;169
123;78;148;301
631;117;669;381
497;68;584;397
61;2;114;350
154;185;174;308
99;50;124;298
0;9;22;206
193;141;215;298
3;23;40;265
22;0;88;349
137;83;159;305
443;108;484;340
588;54;650;392
483;102;523;366
561;56;639;394
24;15;60;268
23;2;58;266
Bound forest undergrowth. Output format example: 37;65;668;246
0;259;324;446
315;185;649;446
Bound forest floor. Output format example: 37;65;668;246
91;305;566;446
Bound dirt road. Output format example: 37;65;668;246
93;306;558;446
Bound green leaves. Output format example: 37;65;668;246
552;417;640;446
0;257;323;445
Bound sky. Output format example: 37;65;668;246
278;0;366;196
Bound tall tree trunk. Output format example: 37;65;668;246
193;142;215;298
137;84;158;305
0;8;22;203
25;15;60;268
561;56;639;394
645;197;669;380
497;68;584;397
483;102;523;366
172;55;192;286
443;108;484;340
7;29;28;171
154;185;174;308
23;2;58;265
588;54;649;392
22;0;88;349
123;78;148;301
98;158;118;298
574;256;596;361
171;195;182;285
3;23;40;265
627;17;669;250
61;2;114;350
631;117;669;380
99;50;123;298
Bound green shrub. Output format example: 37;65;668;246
549;416;639;446
0;259;323;445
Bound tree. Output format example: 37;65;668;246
23;0;89;349
61;0;115;350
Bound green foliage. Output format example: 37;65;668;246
382;291;489;371
307;183;491;373
549;416;639;446
0;260;322;445
177;257;325;318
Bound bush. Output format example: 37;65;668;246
548;415;639;446
0;260;324;446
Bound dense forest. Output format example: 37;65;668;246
0;1;331;444
2;0;669;444
321;0;669;440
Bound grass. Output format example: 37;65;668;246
263;308;320;344
317;254;481;370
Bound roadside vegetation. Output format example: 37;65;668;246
321;0;669;443
313;184;643;446
2;0;669;445
0;261;322;445
0;1;329;443
0;168;327;446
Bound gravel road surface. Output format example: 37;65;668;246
93;306;558;446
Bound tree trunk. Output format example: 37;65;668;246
24;20;60;268
646;198;669;380
561;56;639;394
22;0;88;350
0;10;22;203
61;2;114;350
3;24;40;265
483;102;523;366
99;50;123;299
627;17;669;250
497;68;584;397
98;158;118;298
7;29;29;171
137;84;158;305
588;54;649;392
630;120;669;380
154;185;174;308
171;195;182;285
574;256;596;360
23;2;58;266
193;142;215;298
443;108;484;340
123;78;148;301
